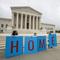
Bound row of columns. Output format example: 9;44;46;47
12;12;40;30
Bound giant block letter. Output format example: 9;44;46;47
5;36;23;58
24;36;37;54
48;34;57;48
37;36;46;52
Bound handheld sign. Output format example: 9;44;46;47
24;36;37;54
48;34;57;48
37;36;46;52
5;36;23;58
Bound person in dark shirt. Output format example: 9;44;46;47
12;30;18;35
34;33;37;36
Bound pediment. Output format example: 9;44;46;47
11;6;42;15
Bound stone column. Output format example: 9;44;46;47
38;17;40;30
33;16;34;30
16;13;18;29
21;14;23;29
12;12;14;27
25;14;27;29
29;15;31;29
36;16;38;30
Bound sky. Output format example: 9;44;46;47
0;0;60;29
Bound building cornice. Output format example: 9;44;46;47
41;23;55;26
0;17;12;21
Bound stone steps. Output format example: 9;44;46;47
0;40;5;49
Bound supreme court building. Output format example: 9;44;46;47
11;7;42;34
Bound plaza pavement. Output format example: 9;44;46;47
0;46;60;60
